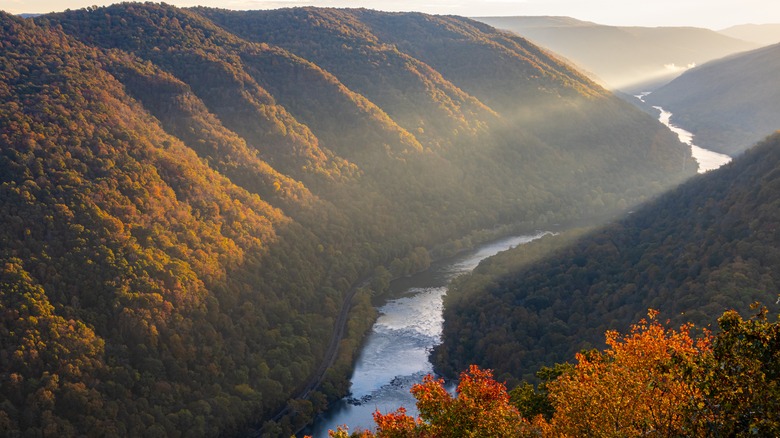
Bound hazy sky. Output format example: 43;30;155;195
5;0;779;29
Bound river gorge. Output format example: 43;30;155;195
304;97;732;436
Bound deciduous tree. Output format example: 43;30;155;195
546;310;710;437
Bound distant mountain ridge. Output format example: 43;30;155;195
646;42;780;156
475;16;759;92
720;23;780;45
0;5;693;436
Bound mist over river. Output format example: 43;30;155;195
304;232;550;436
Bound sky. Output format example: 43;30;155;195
5;0;780;29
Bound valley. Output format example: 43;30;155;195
653;105;731;172
0;2;778;437
645;42;780;155
473;16;758;92
635;93;731;172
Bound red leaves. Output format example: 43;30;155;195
372;407;423;437
368;365;533;437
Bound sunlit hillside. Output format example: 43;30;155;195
719;23;780;45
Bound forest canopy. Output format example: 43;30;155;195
0;4;694;435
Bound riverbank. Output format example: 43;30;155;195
654;106;732;172
254;223;551;436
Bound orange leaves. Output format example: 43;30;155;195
368;365;534;437
434;365;520;436
546;310;711;437
334;309;780;437
372;407;423;437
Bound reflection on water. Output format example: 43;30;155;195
305;232;549;436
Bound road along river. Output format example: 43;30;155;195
305;231;550;436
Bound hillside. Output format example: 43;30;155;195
645;43;780;156
475;16;758;92
200;7;690;202
720;23;780;46
0;5;693;436
435;132;780;384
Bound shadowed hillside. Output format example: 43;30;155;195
435;133;780;385
646;43;780;156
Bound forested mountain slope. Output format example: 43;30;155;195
201;7;690;204
197;7;496;151
646;43;780;156
1;5;693;435
0;11;360;436
435;133;780;384
476;16;758;92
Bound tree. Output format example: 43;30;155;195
685;304;780;436
545;310;710;437
509;363;572;421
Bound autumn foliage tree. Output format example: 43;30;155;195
684;306;780;436
544;306;780;437
545;310;710;437
406;365;537;437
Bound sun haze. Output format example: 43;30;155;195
5;0;779;29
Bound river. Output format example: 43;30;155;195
636;93;731;173
304;231;550;436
